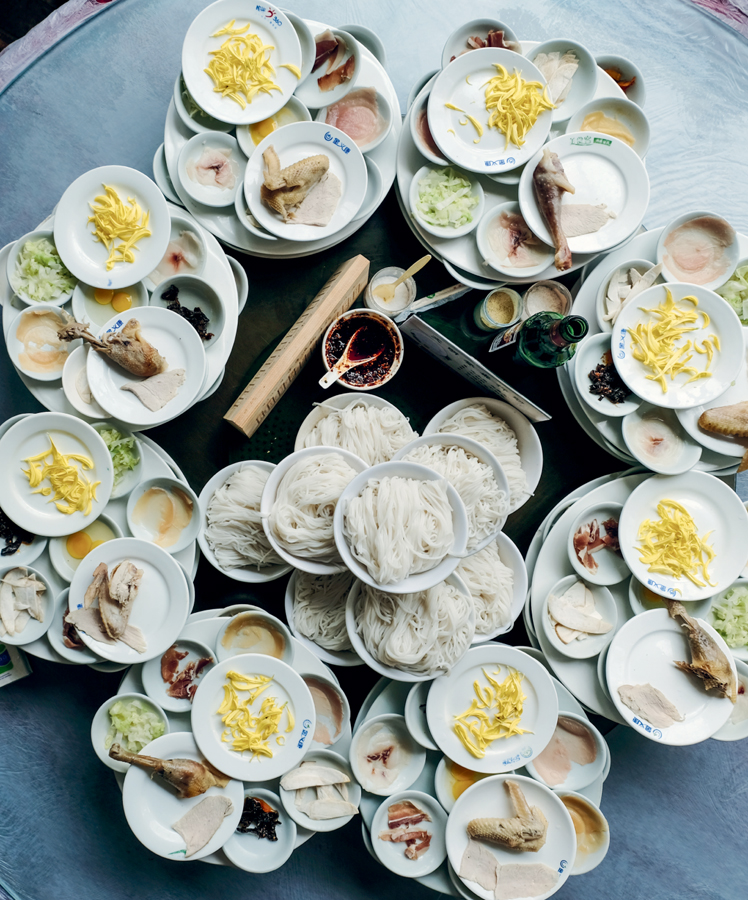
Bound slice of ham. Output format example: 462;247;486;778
405;835;431;859
388;800;431;830
161;643;188;683
313;30;339;72
318;55;355;92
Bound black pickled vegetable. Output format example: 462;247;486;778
588;354;630;405
161;284;214;341
236;796;280;841
0;507;34;557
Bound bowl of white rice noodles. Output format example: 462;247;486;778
424;397;543;513
394;433;510;554
284;569;363;667
261;446;368;575
345;573;476;681
295;395;418;467
198;461;292;583
334;460;469;594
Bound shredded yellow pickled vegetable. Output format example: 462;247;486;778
22;436;99;516
217;671;293;760
279;63;301;78
483;64;554;149
453;667;532;758
205;20;281;109
88;185;151;271
637;499;715;587
627;288;718;393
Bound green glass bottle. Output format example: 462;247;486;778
514;312;589;368
0;643;13;675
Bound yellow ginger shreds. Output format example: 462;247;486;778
218;671;294;761
453;667;532;759
627;289;716;392
204;22;281;109
637;498;716;588
88;185;151;271
483;64;554;149
22;436;99;515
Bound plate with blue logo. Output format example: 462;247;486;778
190;654;316;781
244;121;368;241
426;644;558;774
86;307;207;429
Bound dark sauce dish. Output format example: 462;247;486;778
322;309;404;390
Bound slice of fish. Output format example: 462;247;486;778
533;148;575;271
459;838;498;892
172;795;233;857
495;863;559;900
467;780;548;852
121;369;185;412
560;203;615;238
280;763;349;791
617;683;684;728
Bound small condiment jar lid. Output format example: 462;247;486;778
364;266;416;318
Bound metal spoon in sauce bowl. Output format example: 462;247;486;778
319;327;384;389
373;254;432;303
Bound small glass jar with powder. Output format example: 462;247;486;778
522;281;572;318
364;266;417;317
473;288;522;334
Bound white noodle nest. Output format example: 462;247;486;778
293;570;355;652
303;402;418;466
457;541;514;635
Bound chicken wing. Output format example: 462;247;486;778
260;146;329;222
467;780;548;851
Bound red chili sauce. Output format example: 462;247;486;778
324;314;398;387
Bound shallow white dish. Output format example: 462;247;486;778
409;87;448;166
294;28;361;109
428;48;552;174
567;500;629;585
172;73;235;135
48;512;122;583
234;181;279;241
86;306;207;429
191;654;315;781
54;166;170;290
236;96;312;158
627;573;713;619
71;279;149;329
621;403;703;474
7;303;78;382
441;18;520;69
149;273;225;343
197;460;291;584
619;471;748;601
567;96;650;157
0;412;113;537
349;713;426;795
612;282;744;410
245;121;368;241
0;563;55;645
122;731;244;860
476;201;554;277
446;774;575;900
46;587;101;663
595;54;646;107
426;643;558;773
6;229;77;307
214;609;294;665
409;165;485;241
526;38;597;124
222;787;297;871
708;577;748;662
280;7;315;82
0;527;46;569
143;209;208;290
371;789;447;877
279;748;361;832
181;0;301;125
711;658;748;742
606;608;735;744
178;133;246;209
404;681;438;751
573;333;642;417
555;790;610;874
68;536;190;663
524;711;607;791
152;143;183;206
594;255;661;333
542;575;618;660
126;475;200;556
91;691;169;772
518;131;649;255
90;421;143;500
141;637;216;712
226;256;249;312
315;87;392;155
656;210;739;292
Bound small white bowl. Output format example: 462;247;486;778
315;88;393;155
567;501;629;586
8;303;78;382
433;757;491;814
476;201;554;278
149;273;226;343
339;23;387;66
140;637;216;712
409;165;485;240
261;446;368;576
222;787;297;873
0;524;46;569
6;229;77;306
656;210;739;291
346;574;474;681
71;279;149;329
152;144;182;207
409;88;448;166
49;512;123;583
574;333;642;417
527;39;598;124
279;7;315;82
469;532;529;642
525;712;607;791
621;403;703;475
335;461;469;594
708;577;748;662
372;789;448;877
567;97;650;157
595;256;661;333
404;681;438;751
294;28;362;110
214;610;294;666
0;564;55;645
407;69;439;111
90;692;169;772
90;421;143;500
236;96;312;158
226;255;249;313
301;672;351;748
61;346;110;420
172;73;234;135
542;574;618;659
126;476;200;555
46;587;103;664
354;156;384;222
279;748;361;833
349;714;426;796
556;791;611;874
234;182;279;241
178;133;246;208
596;54;646;107
143;211;208;291
441;19;521;68
321;309;405;392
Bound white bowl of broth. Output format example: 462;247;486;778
126;476;200;555
49;514;123;583
215;610;294;666
8;304;79;382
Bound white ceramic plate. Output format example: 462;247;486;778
236;96;312;158
627;573;712;619
567;500;629;585
191;654;315;781
86;306;207;428
91;691;170;772
371;789;447;877
573;333;642;417
524;711;607;791
471;532;529;641
54;166;170;289
619;471;748;601
707;578;748;662
48;512;122;582
606;609;735;744
0;527;46;569
594;255;661;333
121;731;244;860
46;588;101;664
712;659;748;742
446;774;575;900
71;280;149;330
518;131;649;254
293;393;402;457
349;713;426;795
278;748;361;833
293;28;361;110
612;282;744;410
7;303;78;382
541;574;618;659
475;201;554;277
181;0;301;126
526;38;597;124
143;209;208;290
621;402;703;474
68;537;190;662
61;346;110;419
409;165;485;241
656;210;739;292
141;637;216;712
0;412;113;537
0;563;55;645
426;644;558;773
440;19;520;69
178;133;246;208
404;681;438;751
245;122;368;241
222;787;297;871
427;48;553;174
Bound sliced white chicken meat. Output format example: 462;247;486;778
459;838;498;892
548;582;612;635
121;369;186;412
561;204;616;238
495;863;559;900
289;173;342;227
65;606;148;653
172;795;233;857
280;762;350;790
618;683;684;729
